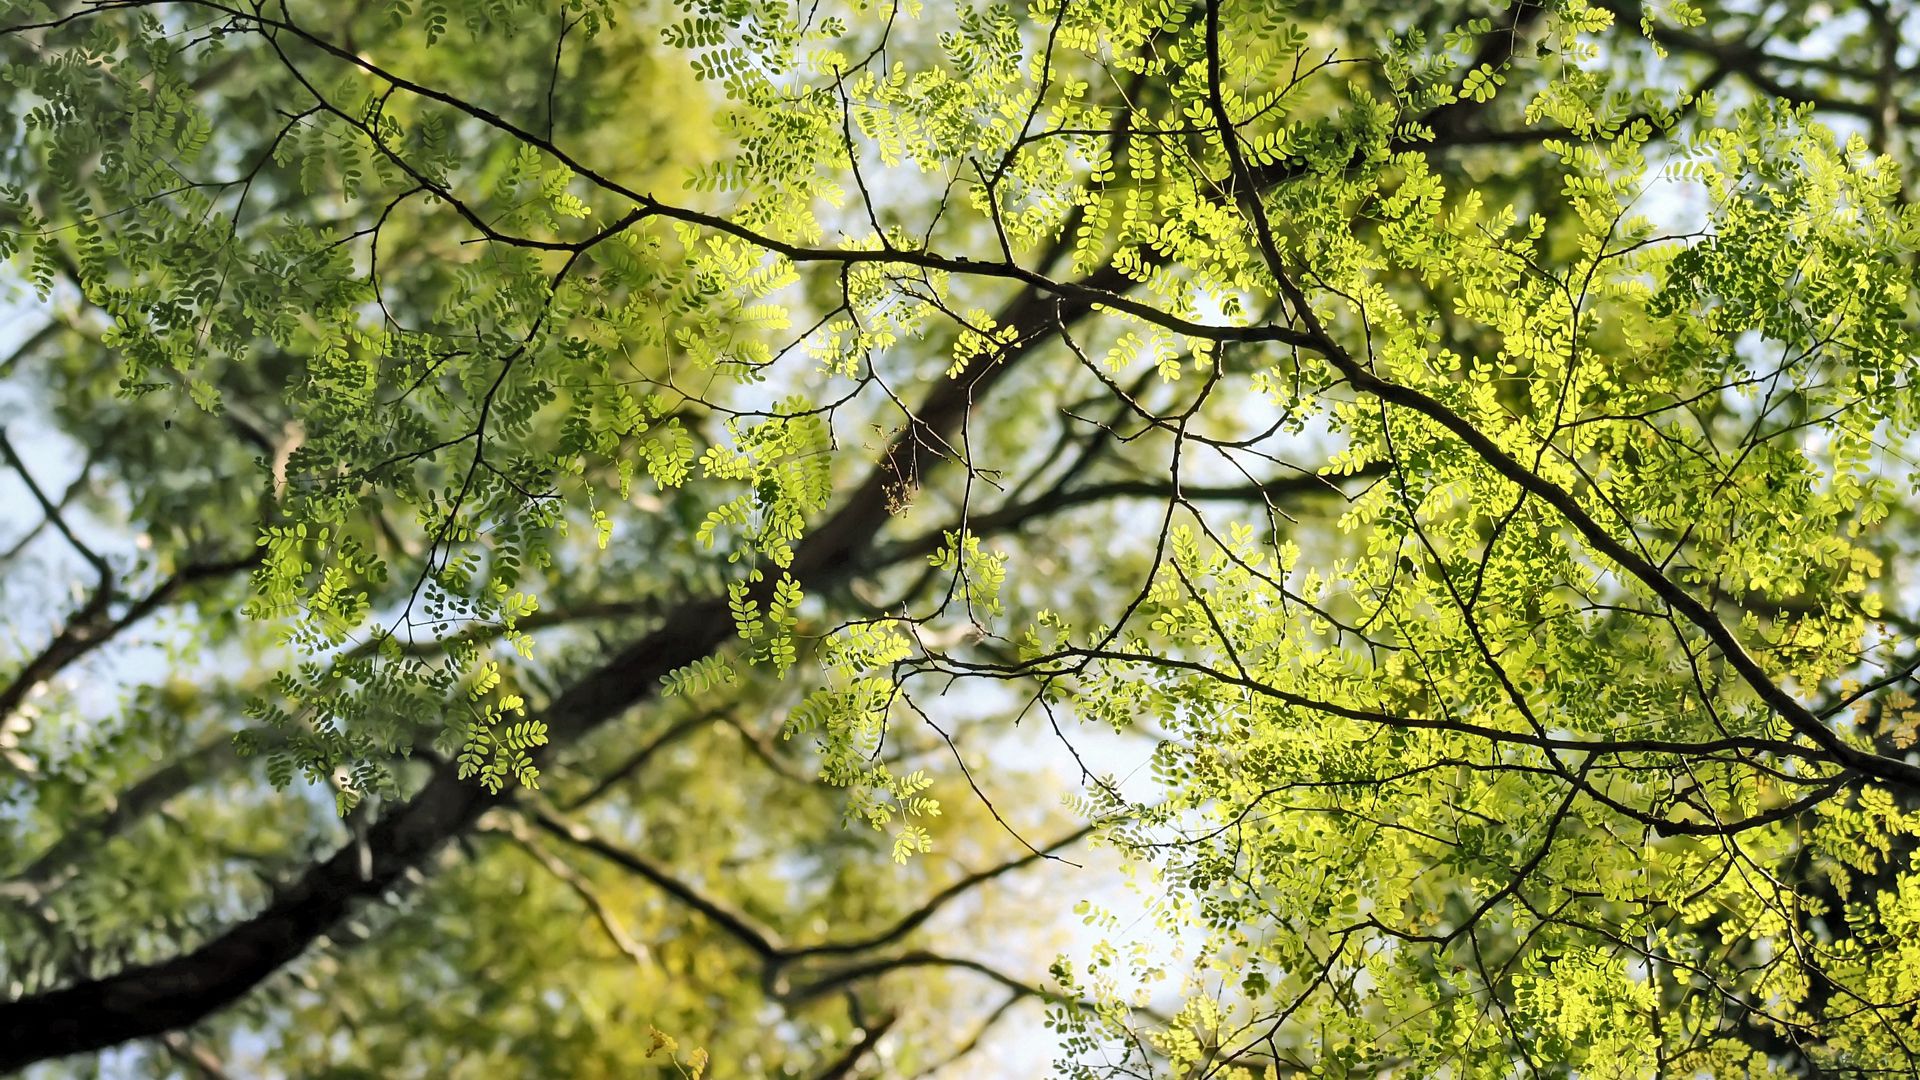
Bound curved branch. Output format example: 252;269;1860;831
0;547;260;727
787;822;1094;960
526;804;785;962
810;1015;897;1080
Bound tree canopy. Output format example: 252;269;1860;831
4;0;1920;1074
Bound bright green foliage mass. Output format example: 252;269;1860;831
4;0;1920;1075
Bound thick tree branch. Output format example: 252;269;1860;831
0;235;1099;1066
